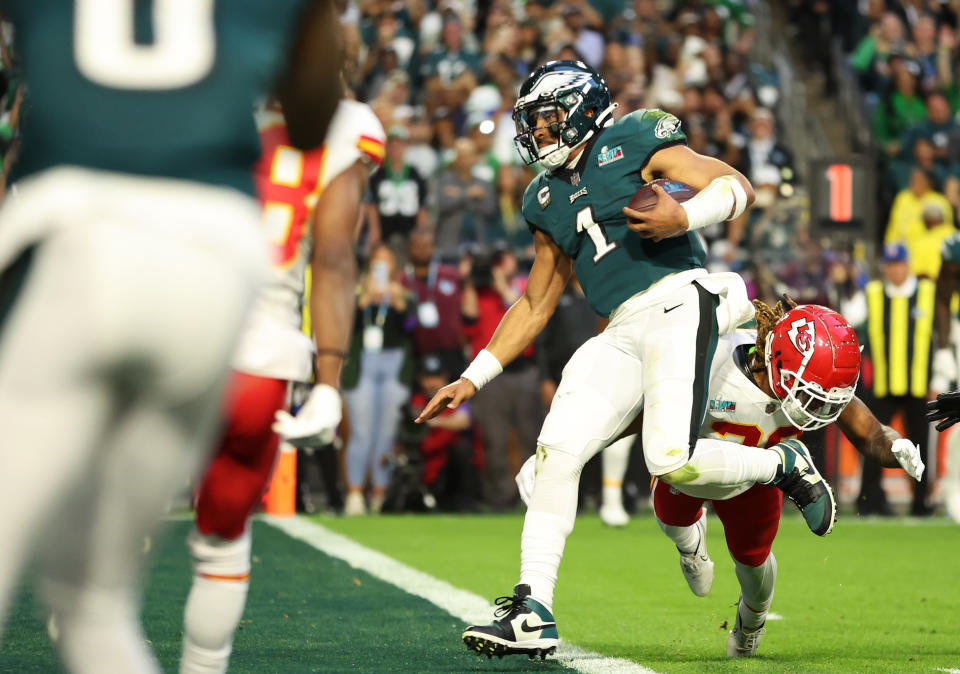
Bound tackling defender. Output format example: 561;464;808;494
417;60;838;659
519;300;924;657
0;1;341;671
179;99;384;674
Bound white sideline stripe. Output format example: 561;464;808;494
264;515;658;674
936;668;960;673
766;612;784;621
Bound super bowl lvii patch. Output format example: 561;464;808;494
597;145;624;167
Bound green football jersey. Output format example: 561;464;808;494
522;109;706;317
3;0;308;195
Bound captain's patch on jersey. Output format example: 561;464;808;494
597;145;624;167
537;185;551;209
708;398;737;413
654;114;681;139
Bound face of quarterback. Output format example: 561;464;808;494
530;106;564;149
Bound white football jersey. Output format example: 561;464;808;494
233;100;386;381
678;329;802;501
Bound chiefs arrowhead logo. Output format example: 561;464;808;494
786;317;816;364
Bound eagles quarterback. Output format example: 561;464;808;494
0;1;341;671
417;60;839;659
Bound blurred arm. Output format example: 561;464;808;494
311;161;367;387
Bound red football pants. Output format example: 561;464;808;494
195;372;287;540
652;478;782;567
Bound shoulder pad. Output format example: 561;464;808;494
322;100;386;186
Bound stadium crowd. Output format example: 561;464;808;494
0;0;953;517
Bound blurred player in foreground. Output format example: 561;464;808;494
0;1;341;671
522;300;923;657
179;98;384;673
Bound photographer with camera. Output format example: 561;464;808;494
461;246;543;511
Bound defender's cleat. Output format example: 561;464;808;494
678;511;714;596
726;607;765;658
770;438;836;536
462;584;558;659
599;503;630;527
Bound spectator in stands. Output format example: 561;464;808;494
824;251;868;329
409;353;479;511
738;107;795;193
421;15;481;113
461;248;542;511
403;110;440;179
401;226;465;373
560;3;605;69
874;55;927;158
342;245;414;516
911;13;940;89
860;243;935;516
899;92;957;169
886;166;954;244
434;137;500;260
363;125;429;258
852;11;906;93
906;202;956;279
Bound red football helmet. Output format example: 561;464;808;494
764;305;861;430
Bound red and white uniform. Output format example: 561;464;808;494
233;100;386;382
654;330;802;566
195;101;385;539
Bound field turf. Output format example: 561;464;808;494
3;511;959;673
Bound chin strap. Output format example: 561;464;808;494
544;102;620;172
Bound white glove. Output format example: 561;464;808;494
272;383;341;449
891;438;925;482
932;347;957;392
515;455;537;506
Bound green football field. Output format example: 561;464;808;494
3;511;959;673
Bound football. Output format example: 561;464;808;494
626;178;698;214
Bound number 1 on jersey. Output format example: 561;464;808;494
576;206;617;263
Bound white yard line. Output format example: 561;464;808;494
264;515;659;674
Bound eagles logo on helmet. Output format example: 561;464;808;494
512;60;618;171
764;305;861;431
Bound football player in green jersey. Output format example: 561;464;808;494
0;2;341;671
417;60;839;659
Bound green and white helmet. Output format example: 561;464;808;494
513;60;616;171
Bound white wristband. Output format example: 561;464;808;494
680;175;748;232
461;349;503;391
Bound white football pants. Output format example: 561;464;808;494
0;168;265;673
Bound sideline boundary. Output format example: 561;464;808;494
264;515;659;674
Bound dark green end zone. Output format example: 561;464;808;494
1;520;573;673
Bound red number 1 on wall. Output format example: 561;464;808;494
825;163;853;222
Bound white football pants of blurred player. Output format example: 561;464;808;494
0;169;265;674
521;272;782;609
